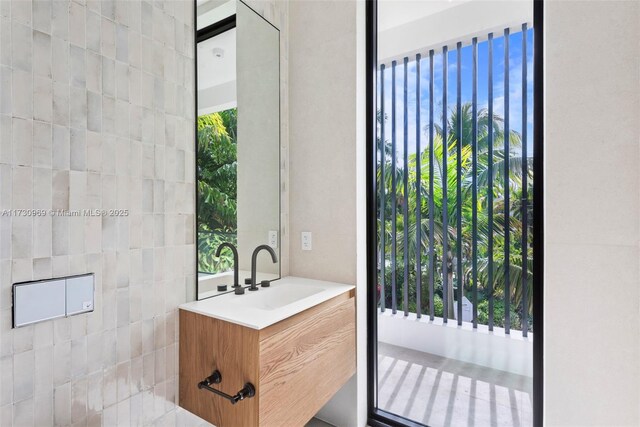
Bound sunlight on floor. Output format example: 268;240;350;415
377;343;533;426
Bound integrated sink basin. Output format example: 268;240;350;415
235;284;324;310
179;276;355;329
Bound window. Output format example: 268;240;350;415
196;19;238;279
367;1;543;426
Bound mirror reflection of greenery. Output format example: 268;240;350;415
197;109;238;273
377;104;533;331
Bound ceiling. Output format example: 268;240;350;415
378;0;472;31
197;0;235;30
197;28;237;92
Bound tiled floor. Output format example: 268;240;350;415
377;343;533;427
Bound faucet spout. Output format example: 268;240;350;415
250;245;278;291
215;243;240;287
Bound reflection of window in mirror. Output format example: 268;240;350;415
197;22;238;280
196;1;281;300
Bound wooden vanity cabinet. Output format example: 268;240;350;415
179;289;356;427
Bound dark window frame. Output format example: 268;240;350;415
365;1;545;425
197;14;237;43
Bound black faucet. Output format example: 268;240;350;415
249;245;278;291
215;243;240;288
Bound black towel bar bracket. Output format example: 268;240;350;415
197;370;256;405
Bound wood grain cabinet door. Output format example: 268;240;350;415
258;295;356;427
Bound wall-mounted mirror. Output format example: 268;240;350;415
196;0;280;300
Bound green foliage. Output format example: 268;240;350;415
477;299;520;330
377;103;533;331
433;294;443;318
197;109;238;273
198;231;237;273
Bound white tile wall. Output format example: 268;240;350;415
0;1;198;425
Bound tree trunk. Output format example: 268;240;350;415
447;273;455;319
447;253;455;319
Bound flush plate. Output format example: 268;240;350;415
13;279;66;327
12;273;95;328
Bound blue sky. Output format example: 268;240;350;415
379;28;534;158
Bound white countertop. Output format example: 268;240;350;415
179;276;355;330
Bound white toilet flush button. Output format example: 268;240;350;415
13;279;66;327
66;274;95;315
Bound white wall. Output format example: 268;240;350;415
288;0;357;286
288;0;365;425
544;1;640;425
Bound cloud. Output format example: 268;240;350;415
379;26;534;153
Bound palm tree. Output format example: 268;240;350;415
377;102;533;329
